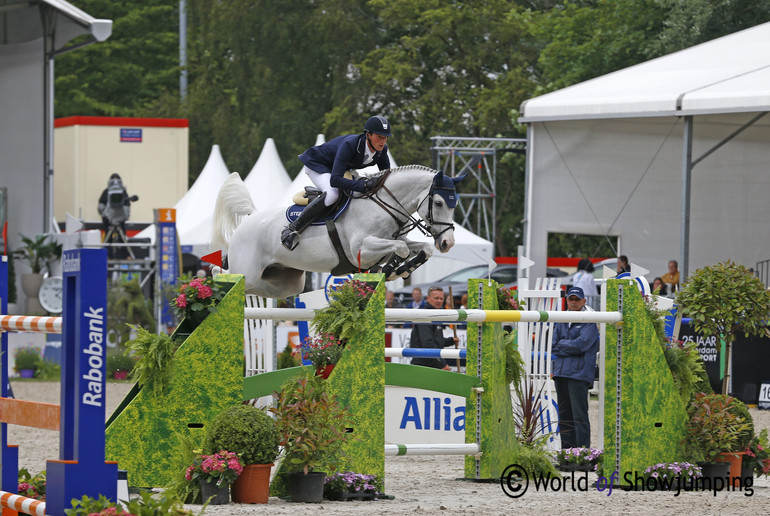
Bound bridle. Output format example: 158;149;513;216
352;170;456;240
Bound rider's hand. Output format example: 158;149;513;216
363;177;379;192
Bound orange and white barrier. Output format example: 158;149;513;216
0;315;62;334
0;490;46;516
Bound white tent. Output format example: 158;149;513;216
135;145;230;254
519;22;770;280
243;138;292;209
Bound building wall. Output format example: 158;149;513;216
53;116;189;224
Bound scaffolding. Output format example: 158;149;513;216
430;136;526;245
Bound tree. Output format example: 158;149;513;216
675;261;770;395
54;1;180;117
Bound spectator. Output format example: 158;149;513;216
661;260;680;292
409;286;459;370
551;287;599;449
573;258;597;296
617;255;631;274
385;289;399;308
651;277;668;296
408;287;424;309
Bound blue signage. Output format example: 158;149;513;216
156;209;179;330
120;128;142;142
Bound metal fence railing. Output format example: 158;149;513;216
755;259;770;289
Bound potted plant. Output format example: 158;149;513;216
171;274;227;329
743;429;770;480
126;325;177;396
554;447;604;472
12;234;62;314
641;462;702;490
682;392;752;480
301;332;344;379
323;471;383;501
13;346;41;378
203;404;279;504
184;450;243;505
311;279;375;342
269;374;353;503
676;261;770;394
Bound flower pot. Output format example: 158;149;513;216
231;463;273;504
698;461;731;485
21;273;43;297
199;479;230;505
340;491;376;501
741;462;754;482
315;364;335;380
287;471;325;503
19;369;35;379
719;451;746;481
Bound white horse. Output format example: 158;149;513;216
212;165;465;298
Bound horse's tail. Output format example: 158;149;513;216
212;172;256;253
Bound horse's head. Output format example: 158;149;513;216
419;170;467;253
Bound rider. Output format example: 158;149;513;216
280;115;392;250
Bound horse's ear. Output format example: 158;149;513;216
434;169;445;184
452;172;468;185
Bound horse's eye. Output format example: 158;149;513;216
434;198;443;207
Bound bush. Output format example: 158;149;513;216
277;347;300;369
13;347;41;373
106;350;137;377
204;405;279;465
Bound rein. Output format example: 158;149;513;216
351;169;455;240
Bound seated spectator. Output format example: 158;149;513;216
651;277;668;296
661;260;680;292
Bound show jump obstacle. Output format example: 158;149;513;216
1;250;118;516
101;272;686;493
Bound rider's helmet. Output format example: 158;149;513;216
364;116;391;137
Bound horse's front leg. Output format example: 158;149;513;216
358;236;410;277
392;239;435;279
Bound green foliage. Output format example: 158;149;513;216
676;260;770;394
269;375;353;475
504;330;525;387
64;491;199;516
311;279;375;342
745;428;770;478
676;261;770;348
17;468;46;500
204;404;279;465
106;350;137;378
277;347;300;370
11;234;62;274
516;445;560;479
126;325;177;396
683;393;752;462
7;252;17;304
165;431;203;504
108;279;156;347
13;347;41;372
36;359;61;381
726;398;754;451
662;342;708;405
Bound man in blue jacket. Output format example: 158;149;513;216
551;286;599;449
281;116;392;250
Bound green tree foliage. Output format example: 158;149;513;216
676;261;770;395
54;1;180;117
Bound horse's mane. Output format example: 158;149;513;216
368;164;436;180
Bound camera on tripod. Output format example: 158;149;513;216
99;174;139;258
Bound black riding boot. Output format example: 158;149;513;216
281;192;327;250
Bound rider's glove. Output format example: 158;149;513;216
363;177;379;192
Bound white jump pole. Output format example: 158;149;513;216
244;307;622;324
384;443;481;457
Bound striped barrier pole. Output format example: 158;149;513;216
384;443;481;457
0;491;45;516
0;315;62;334
384;348;466;360
244;307;622;324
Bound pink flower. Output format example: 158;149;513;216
196;285;213;299
175;293;187;308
